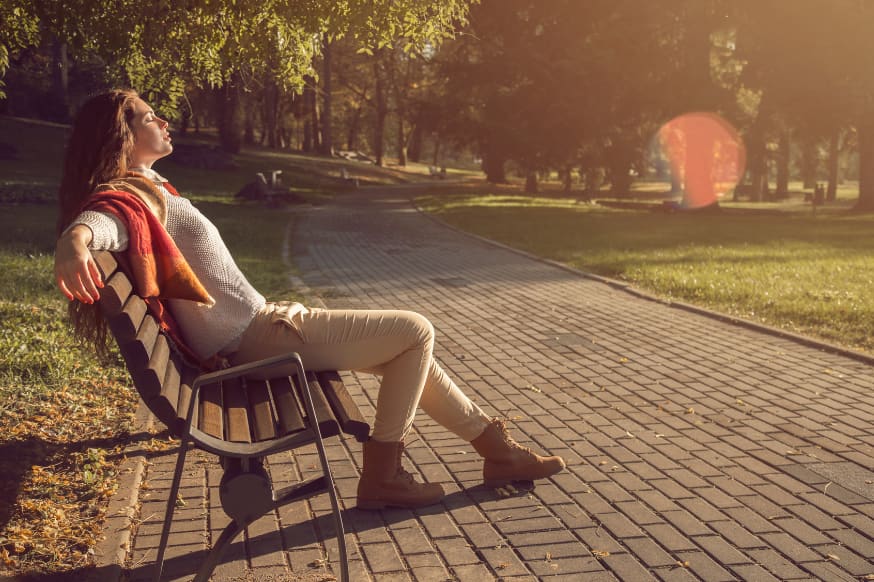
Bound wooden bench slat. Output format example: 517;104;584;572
157;356;181;427
301;372;341;438
93;250;118;281
108;295;147;344
99;270;132;317
135;333;170;401
246;379;277;441
316;371;370;442
176;366;195;434
120;314;159;372
270;376;306;435
198;383;224;439
223;378;251;443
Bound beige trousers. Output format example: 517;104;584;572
227;302;490;442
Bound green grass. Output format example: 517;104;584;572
419;194;874;355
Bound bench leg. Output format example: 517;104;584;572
152;438;191;582
297;367;350;582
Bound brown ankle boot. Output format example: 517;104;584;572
356;439;445;510
470;418;566;488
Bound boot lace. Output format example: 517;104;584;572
493;417;534;455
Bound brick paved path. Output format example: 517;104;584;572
123;187;874;581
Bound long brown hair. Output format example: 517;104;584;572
57;89;139;356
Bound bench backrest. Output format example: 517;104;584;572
92;251;370;443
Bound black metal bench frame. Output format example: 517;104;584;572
92;251;370;582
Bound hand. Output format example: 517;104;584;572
54;225;103;304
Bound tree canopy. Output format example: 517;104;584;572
1;0;472;109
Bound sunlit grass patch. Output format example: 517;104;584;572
419;193;874;354
0;244;137;573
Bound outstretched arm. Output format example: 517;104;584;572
54;225;103;304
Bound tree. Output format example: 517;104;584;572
2;0;474;154
733;1;868;205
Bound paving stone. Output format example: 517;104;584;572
746;548;812;580
673;549;736;581
622;537;677;568
600;552;657;580
812;544;874;576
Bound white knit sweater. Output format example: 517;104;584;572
73;170;266;358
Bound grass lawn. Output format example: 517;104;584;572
418;193;874;355
0;115;366;575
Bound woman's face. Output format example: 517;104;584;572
128;97;173;168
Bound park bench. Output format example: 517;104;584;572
91;250;370;582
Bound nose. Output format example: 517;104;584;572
158;117;169;129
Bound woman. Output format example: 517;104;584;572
54;89;565;509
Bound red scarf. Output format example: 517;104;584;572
85;178;215;367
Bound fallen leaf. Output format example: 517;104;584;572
826;553;840;561
592;550;610;558
625;430;635;438
685;407;695;414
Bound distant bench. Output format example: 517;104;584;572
92;250;369;582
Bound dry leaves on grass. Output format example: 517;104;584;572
0;376;138;574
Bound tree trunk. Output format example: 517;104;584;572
827;129;839;202
319;38;334;155
396;113;407;166
748;133;768;202
482;146;507;183
51;38;70;121
856;109;874;211
775;131;789;197
683;3;715;111
607;147;633;197
801;139;818;189
748;90;774;202
431;138;440;166
264;80;280;148
178;105;190;136
302;76;316;152
373;57;387;166
408;124;423;162
525;171;538;194
563;166;573;193
346;106;361;151
243;92;256;146
216;77;243;154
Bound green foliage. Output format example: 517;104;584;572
0;1;40;98
0;0;473;115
